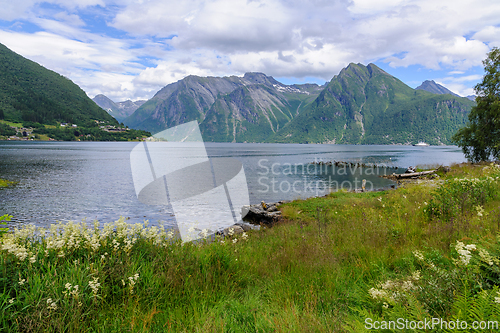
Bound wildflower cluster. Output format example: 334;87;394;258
125;273;139;295
427;175;499;220
453;241;476;266
1;233;34;262
88;277;101;298
368;271;421;306
63;283;80;300
413;250;437;270
185;226;215;242
478;248;499;266
368;239;500;318
219;228;250;246
46;298;57;310
0;217;178;263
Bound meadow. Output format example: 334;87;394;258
1;163;500;332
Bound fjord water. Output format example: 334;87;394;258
0;141;466;228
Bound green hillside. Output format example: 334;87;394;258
0;43;117;126
268;63;474;144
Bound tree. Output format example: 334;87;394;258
453;47;500;162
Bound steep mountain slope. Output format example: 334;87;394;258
0;43;116;125
124;75;247;133
268;63;474;144
200;84;314;142
93;94;146;122
124;73;321;137
416;80;459;97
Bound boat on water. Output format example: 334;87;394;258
413;142;430;147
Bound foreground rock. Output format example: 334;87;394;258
223;225;245;237
241;201;289;225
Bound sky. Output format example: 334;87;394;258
0;0;499;102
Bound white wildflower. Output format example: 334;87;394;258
413;250;425;261
465;244;476;251
475;205;485;217
46;298;57;310
401;280;415;291
112;239;120;251
8;298;14;304
381;280;396;290
166;230;174;239
127;273;139;294
479;249;494;266
455;241;473;266
232;238;238;244
89;277;100;297
369;288;388;300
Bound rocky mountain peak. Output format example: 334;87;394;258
243;72;280;86
416;80;459;97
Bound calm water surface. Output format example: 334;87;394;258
0;141;466;229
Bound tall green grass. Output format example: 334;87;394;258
1;163;500;332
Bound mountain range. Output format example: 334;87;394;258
0;40;475;145
123;73;323;142
123;64;475;145
92;94;146;122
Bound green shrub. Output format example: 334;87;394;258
0;214;11;237
427;174;499;221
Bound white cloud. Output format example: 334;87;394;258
472;26;500;47
1;0;499;100
436;74;484;97
0;0;38;21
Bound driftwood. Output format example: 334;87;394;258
391;170;436;179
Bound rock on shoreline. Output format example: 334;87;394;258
241;200;289;225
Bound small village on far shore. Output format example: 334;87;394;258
0;120;149;142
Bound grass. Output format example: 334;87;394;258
0;120;22;128
1;163;500;332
